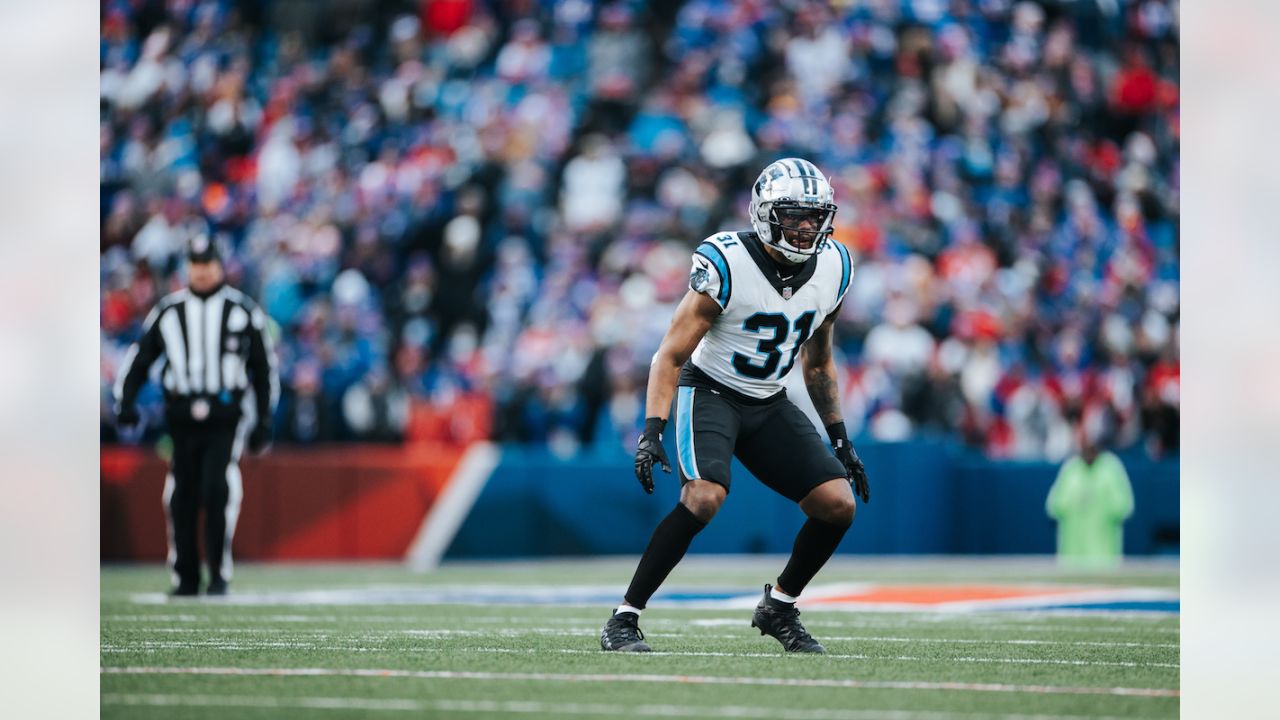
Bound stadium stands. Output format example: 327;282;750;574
100;0;1179;461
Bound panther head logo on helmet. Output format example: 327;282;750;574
749;158;838;265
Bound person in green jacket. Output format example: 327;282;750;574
1046;437;1135;569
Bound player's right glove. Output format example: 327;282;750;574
115;404;140;429
827;422;870;504
634;417;671;495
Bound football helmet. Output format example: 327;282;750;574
749;158;838;264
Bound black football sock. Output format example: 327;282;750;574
623;503;707;609
776;516;850;599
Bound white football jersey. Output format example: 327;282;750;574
687;231;853;398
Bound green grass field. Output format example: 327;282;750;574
101;557;1179;719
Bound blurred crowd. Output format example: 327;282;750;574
101;0;1179;461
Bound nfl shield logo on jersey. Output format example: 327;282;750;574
782;286;793;300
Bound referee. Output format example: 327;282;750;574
114;234;279;596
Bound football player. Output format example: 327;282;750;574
601;159;871;653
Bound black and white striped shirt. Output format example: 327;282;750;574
114;284;279;426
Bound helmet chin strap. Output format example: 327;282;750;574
762;240;804;268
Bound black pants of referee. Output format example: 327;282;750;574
166;422;243;592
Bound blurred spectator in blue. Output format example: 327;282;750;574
278;359;338;445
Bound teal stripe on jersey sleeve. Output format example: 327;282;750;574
695;242;732;307
834;240;851;304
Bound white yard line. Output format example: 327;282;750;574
100;693;1141;720
98;643;1181;668
101;667;1180;698
650;634;1178;649
108;626;1179;650
465;647;1179;669
102;693;422;711
102;614;1179;635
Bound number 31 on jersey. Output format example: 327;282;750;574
731;311;816;380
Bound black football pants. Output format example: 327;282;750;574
165;423;243;591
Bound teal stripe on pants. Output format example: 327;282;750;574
676;386;698;479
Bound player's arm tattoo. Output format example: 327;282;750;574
801;315;843;426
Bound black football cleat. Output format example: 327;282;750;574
751;584;826;653
600;610;652;652
206;579;229;596
169;584;199;598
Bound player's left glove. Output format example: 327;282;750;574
634;417;671;495
827;422;870;504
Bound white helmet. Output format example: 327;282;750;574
749;158;838;264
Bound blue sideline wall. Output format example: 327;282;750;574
445;439;1179;559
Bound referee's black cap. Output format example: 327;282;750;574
187;233;221;263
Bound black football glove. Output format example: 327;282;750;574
634;417;671;494
115;404;140;429
248;422;273;454
827;422;870;504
